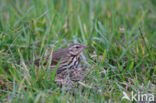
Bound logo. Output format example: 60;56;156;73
122;91;155;102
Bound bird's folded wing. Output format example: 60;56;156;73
33;54;70;66
33;48;69;66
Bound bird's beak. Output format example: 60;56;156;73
79;44;89;49
83;45;89;48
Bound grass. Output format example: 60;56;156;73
0;0;156;102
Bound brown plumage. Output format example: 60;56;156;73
33;43;88;74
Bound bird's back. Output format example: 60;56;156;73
34;48;70;66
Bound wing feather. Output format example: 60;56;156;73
34;48;69;66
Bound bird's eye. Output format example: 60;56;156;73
75;46;80;49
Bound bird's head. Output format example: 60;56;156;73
68;43;88;55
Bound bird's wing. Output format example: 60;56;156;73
51;48;69;64
50;56;71;74
34;48;69;66
34;56;48;66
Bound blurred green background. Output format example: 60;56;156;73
0;0;156;102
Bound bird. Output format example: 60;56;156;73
33;43;88;74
